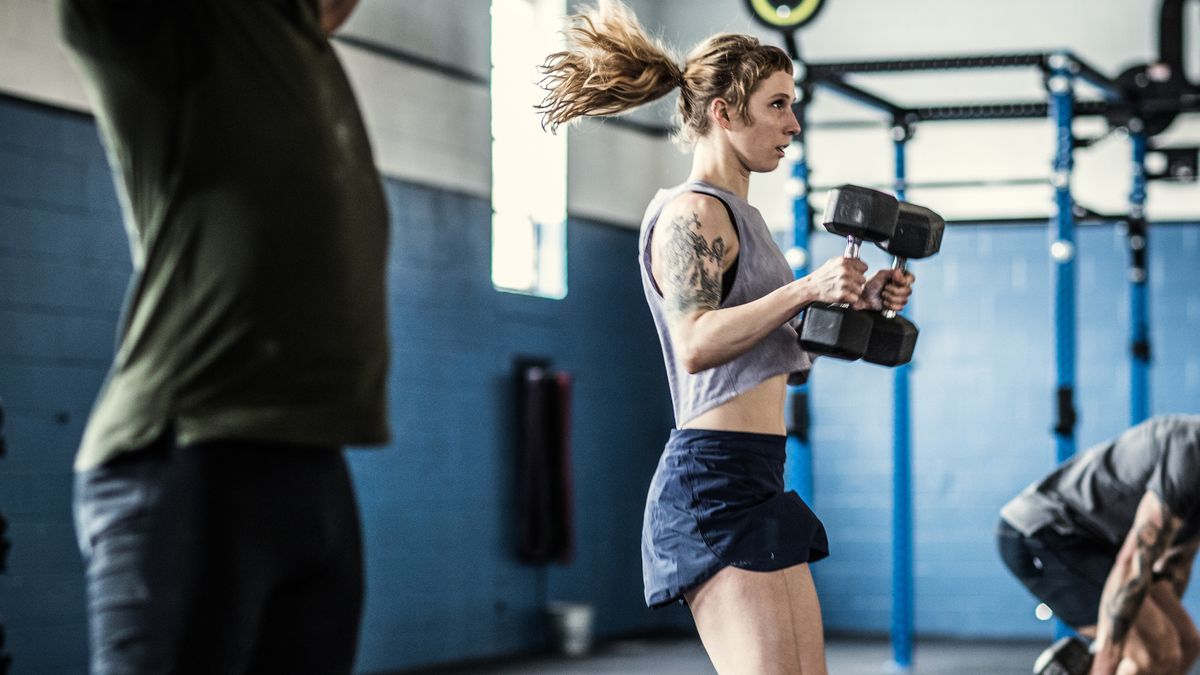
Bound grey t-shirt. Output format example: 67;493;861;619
1001;415;1200;547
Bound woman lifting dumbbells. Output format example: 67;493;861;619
536;2;914;672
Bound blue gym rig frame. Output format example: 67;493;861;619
784;49;1180;671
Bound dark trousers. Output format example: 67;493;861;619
74;436;364;674
996;519;1115;629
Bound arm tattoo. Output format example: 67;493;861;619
1154;544;1196;597
661;212;725;319
1105;499;1181;644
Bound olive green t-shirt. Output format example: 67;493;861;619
61;0;390;470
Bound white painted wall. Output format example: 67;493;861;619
567;122;691;224
3;0;1199;227
0;0;88;110
0;0;675;225
341;0;492;80
335;41;493;199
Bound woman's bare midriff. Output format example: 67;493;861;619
680;373;789;436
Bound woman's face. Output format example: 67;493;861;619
723;69;800;173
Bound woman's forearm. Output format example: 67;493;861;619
672;278;816;373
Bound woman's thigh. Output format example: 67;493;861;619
685;563;827;675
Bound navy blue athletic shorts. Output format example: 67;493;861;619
996;519;1116;629
641;428;829;608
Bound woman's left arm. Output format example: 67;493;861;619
856;268;915;312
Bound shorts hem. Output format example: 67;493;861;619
645;545;827;610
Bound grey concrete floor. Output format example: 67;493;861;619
414;635;1055;674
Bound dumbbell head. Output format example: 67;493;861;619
882;201;945;260
798;304;872;360
1034;637;1092;675
862;312;918;367
822;185;899;244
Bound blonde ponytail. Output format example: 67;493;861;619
536;0;794;144
536;1;682;132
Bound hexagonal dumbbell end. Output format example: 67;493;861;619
822;185;900;244
862;312;919;367
798;304;872;361
1034;636;1093;675
885;201;945;261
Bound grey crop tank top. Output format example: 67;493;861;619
638;180;812;425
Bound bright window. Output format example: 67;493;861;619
491;0;567;299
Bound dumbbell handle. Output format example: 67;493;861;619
843;235;862;260
837;235;865;309
882;256;908;319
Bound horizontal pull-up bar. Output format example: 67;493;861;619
805;51;1118;95
807;214;1132;229
806;52;1048;75
938;217;1199;228
817;74;907;118
809;98;1115;124
811;177;1050;192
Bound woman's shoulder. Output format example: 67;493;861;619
659;190;735;231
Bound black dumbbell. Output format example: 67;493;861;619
861;201;945;367
798;185;898;360
1034;636;1092;675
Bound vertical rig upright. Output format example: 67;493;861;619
890;122;915;673
1127;127;1151;425
785;79;815;505
892;121;916;672
1048;53;1079;639
1048;52;1078;467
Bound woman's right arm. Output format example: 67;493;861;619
651;193;866;374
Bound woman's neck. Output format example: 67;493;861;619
688;138;750;200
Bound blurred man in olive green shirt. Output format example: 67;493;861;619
61;0;388;671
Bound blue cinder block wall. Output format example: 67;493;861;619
351;182;694;671
806;222;1200;638
0;95;690;674
3;91;1200;670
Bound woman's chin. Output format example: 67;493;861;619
754;157;784;173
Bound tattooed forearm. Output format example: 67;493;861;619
661;212;725;319
1153;545;1196;597
1106;546;1152;643
1163;560;1192;598
1104;501;1180;645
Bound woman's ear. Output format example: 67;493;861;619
710;98;732;130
